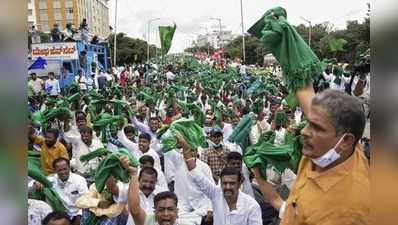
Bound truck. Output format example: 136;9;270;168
28;40;109;89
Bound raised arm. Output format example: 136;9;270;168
119;155;146;225
251;167;284;211
295;84;315;118
130;116;154;138
176;133;219;200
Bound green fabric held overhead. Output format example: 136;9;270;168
333;65;344;85
92;113;124;131
228;114;253;153
28;151;51;187
248;6;322;94
159;23;177;56
160;118;207;152
94;148;139;193
252;98;265;114
79;148;111;163
244;129;302;179
275;111;288;127
28;151;66;212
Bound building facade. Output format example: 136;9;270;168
28;0;37;28
33;0;110;39
196;30;234;49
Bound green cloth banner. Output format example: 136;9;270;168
159;23;177;56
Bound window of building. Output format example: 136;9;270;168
53;0;61;8
39;9;48;21
54;9;62;20
65;0;73;8
66;11;73;20
28;9;33;16
39;0;47;9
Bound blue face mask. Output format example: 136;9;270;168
311;134;347;168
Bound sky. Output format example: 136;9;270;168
107;0;370;53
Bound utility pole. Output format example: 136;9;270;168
147;18;160;61
240;0;246;63
113;0;118;67
300;16;312;47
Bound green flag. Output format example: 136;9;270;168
159;23;177;56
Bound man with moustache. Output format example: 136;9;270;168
177;134;262;225
30;158;88;225
116;160;177;225
29;127;69;174
252;89;370;225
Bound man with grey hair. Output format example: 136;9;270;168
252;87;370;225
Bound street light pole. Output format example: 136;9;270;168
113;0;118;67
147;18;160;61
210;17;222;51
200;26;210;56
240;0;246;63
300;16;312;47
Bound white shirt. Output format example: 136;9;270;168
75;76;87;90
28;199;52;225
165;151;213;217
114;183;166;225
322;72;332;82
274;128;286;146
29;173;88;217
63;131;104;174
45;79;60;96
222;123;234;141
29;78;44;94
117;130;162;172
330;74;350;92
249;119;271;145
188;167;262;225
166;71;176;80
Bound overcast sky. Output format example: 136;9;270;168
107;0;369;53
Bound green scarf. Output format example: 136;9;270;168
248;6;322;94
244;129;302;179
228;114;253;153
28;151;66;212
160;118;207;152
94;148;139;192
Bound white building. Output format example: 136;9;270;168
196;30;234;49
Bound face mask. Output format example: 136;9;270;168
208;139;223;148
311;134;347;168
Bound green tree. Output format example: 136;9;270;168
223;35;267;65
108;33;160;66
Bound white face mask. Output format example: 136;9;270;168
311;134;347;168
208;139;223;148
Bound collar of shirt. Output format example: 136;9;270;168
303;145;360;192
